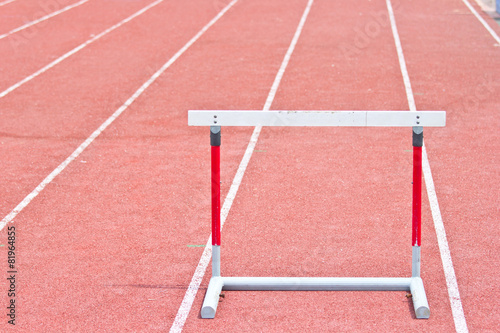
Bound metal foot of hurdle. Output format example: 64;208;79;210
188;110;446;319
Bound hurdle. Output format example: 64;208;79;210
188;110;446;319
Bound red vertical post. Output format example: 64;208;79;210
412;127;423;247
211;126;221;246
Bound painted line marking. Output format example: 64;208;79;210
386;0;416;112
422;146;469;332
169;0;315;331
0;0;164;99
0;0;234;230
0;0;90;41
386;0;469;332
461;0;500;44
0;0;16;7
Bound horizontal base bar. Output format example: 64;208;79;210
201;276;430;319
222;276;412;291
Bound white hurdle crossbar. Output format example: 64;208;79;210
188;110;446;319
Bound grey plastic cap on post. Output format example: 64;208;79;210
210;126;221;146
413;126;423;147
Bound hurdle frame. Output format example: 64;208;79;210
188;110;446;319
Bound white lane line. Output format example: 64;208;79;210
461;0;500;44
169;0;315;331
0;0;163;99
422;146;469;333
386;0;469;332
0;0;89;41
386;0;416;112
0;0;234;230
262;0;313;112
0;0;17;7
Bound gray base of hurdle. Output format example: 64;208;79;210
188;110;446;320
202;276;430;319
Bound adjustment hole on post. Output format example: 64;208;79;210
214;115;217;118
416;116;420;119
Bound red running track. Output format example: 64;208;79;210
0;0;499;332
